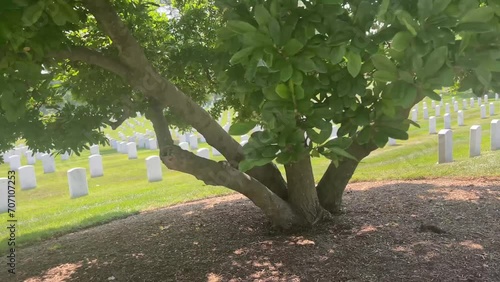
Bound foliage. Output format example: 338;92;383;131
216;0;500;171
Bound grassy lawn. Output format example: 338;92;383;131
1;93;499;251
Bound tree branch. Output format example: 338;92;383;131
146;102;299;228
47;46;130;79
81;0;151;70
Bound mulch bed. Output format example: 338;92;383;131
16;178;500;281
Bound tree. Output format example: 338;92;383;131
1;0;500;229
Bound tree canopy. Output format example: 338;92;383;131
1;0;500;229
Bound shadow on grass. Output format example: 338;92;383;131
15;180;500;282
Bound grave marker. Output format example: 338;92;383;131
189;134;199;150
68;168;89;198
8;155;21;171
491;119;500;150
148;138;158;150
388;138;396;146
127;142;138;159
146;156;162;182
423;107;429;120
179;142;190;151
42;154;56;174
435;105;441;117
90;145;99;155
480;104;487;119
438;129;453;163
26;151;35;165
490;102;495;116
429;116;437;134
0;178;9;213
462;99;467;110
444;113;451;129
19;165;37;190
197;148;210;159
89;155;104;177
470;125;481;157
457;110;464;126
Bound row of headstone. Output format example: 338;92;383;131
438;119;500;163
1;153;167;212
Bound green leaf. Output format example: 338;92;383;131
418;0;433;20
396;10;419;36
421;46;447;78
357;126;372;144
399;85;417;108
371;54;397;74
227;20;257;34
254;4;272;27
280;62;293;81
432;0;451;15
330;45;346;64
22;1;45;26
283;39;304;56
461;7;494;23
324;136;353;149
330;147;358;161
229;121;257;136
377;0;391;20
373;70;398;82
474;67;492;86
346;51;362;78
378;126;409;140
239;157;273;172
275;83;290;99
320;0;343;4
424;90;441;101
229;47;255;65
292;57;316;72
392;31;413;52
306;127;332;144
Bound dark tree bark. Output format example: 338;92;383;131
285;152;330;225
316;142;378;213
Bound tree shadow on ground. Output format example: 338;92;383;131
16;179;500;282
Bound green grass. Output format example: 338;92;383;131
1;93;499;251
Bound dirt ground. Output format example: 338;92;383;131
15;179;500;282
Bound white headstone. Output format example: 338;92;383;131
451;97;455;104
411;109;417;122
197;148;210;159
223;123;230;132
490;102;495;116
387;138;396;146
189;134;199;150
90;145;99;155
199;134;206;143
435;105;441;117
453;101;459;112
484;94;488;104
431;100;436;109
148;138;158;150
178;134;187;143
478;97;482;105
145;156;162;182
19;165;36;190
42;154;55;174
240;140;248;147
462;99;467;110
118;142;127;153
8;155;21;171
470;97;474;108
179;142;190;151
241;135;249;142
457;110;464;126
480;104;486;119
68;168;88;198
0;178;9;213
127;142;138;159
444;113;451;129
26;150;35;165
212;147;221;156
61;151;70;161
496;93;499;100
491;119;500;150
469;125;481;157
445;103;450;114
423;107;429;120
423;102;427;109
438;129;453;164
89;155;104;178
429;116;437;134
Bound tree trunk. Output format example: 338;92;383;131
146;102;300;229
316;142;378;213
285;153;329;225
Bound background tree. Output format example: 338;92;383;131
1;0;500;229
